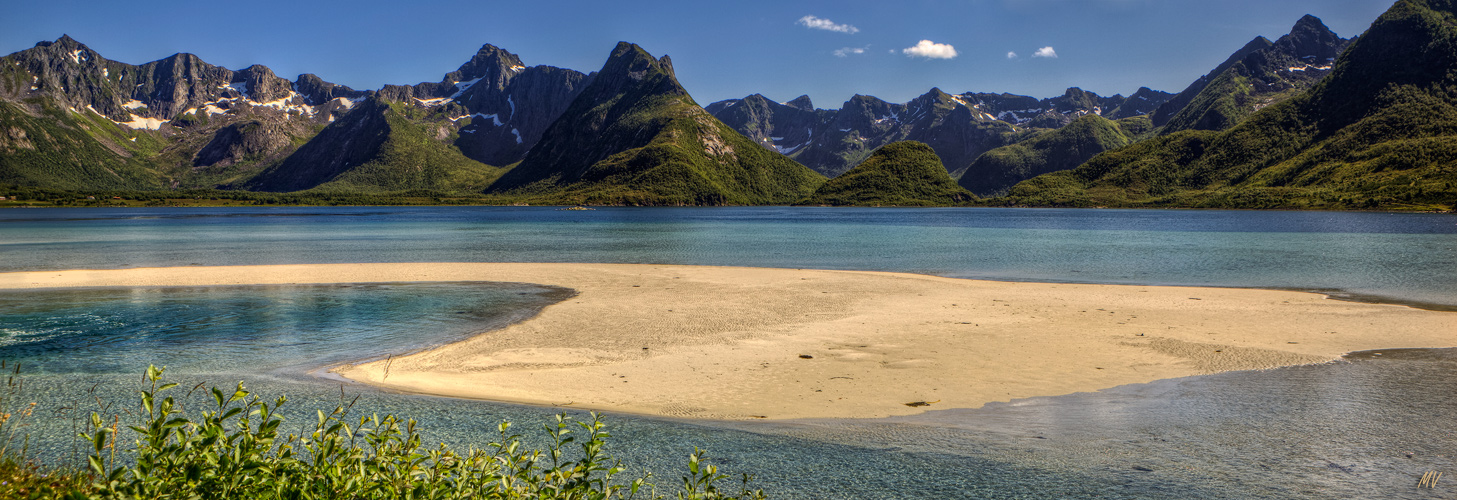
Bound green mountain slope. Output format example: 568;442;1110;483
0;99;168;189
488;42;824;205
957;115;1138;197
1152;16;1350;135
246;98;503;193
1003;0;1457;211
799;141;973;206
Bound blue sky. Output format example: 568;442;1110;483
1;0;1395;107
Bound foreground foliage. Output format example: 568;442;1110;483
1;366;764;499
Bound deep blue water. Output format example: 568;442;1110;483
1;206;1454;499
3;206;1455;307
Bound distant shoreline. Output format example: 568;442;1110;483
4;263;1454;420
3;201;1452;213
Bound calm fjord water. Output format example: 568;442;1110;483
3;206;1455;307
1;206;1455;499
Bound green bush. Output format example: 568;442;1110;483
4;366;765;499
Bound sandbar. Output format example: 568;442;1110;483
2;263;1453;420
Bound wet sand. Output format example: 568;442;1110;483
2;263;1452;419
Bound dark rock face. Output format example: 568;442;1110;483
293;74;367;104
443;44;525;97
132;53;235;119
246;98;392;192
784;95;814;111
706;93;829;157
359;43;593;167
1278;14;1348;63
453;65;592;166
231;65;292;103
1150;15;1351;132
1107;87;1175;119
493;42;687;188
193;120;299;168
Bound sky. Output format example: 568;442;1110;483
0;0;1398;108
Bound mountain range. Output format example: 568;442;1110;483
1004;0;1457;211
705;86;1172;180
0;0;1453;210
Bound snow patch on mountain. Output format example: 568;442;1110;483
467;113;504;126
449;77;482;99
774;142;805;155
116;114;168;130
226;82;249;98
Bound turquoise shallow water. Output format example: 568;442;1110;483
1;206;1455;498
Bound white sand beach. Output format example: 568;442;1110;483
2;263;1452;420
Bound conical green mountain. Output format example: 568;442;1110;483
1005;0;1457;210
800;141;973;206
488;42;825;205
958;114;1140;197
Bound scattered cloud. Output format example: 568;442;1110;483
1033;46;1058;58
798;15;859;34
1006;51;1018;59
834;46;868;57
902;40;958;59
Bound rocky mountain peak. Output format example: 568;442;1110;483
579;42;686;102
1277;14;1345;62
232;64;293;103
925;87;954;101
38;34;83;51
442;43;525;93
742;93;771;105
25;34;100;68
603;42;676;82
785;95;814;111
293;73;365;104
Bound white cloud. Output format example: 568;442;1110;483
834;46;868;57
902;40;958;59
798;15;859;34
1006;51;1018;59
1033;46;1058;58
